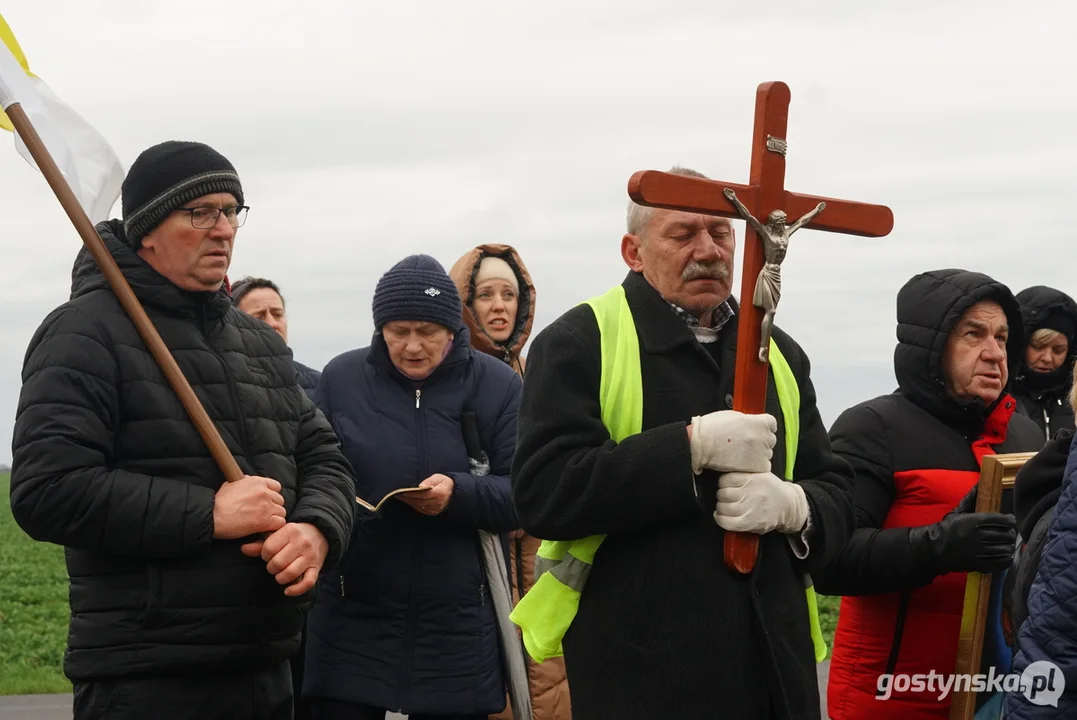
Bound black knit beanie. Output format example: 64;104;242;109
372;255;462;332
121;140;244;248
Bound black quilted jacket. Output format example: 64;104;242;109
9;220;356;682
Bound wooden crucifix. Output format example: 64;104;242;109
628;81;894;574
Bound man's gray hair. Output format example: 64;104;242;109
625;166;710;241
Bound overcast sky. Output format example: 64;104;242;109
0;0;1074;464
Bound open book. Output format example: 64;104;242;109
355;486;429;512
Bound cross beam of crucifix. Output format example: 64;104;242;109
628;81;894;574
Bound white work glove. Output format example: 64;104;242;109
689;410;777;475
713;471;810;535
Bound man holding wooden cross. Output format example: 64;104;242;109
510;81;897;719
8;140;357;720
509;163;858;718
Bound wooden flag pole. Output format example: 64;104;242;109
5;102;243;484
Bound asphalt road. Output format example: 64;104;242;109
0;662;831;719
0;695;407;720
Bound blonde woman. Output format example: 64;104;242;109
1013;286;1077;443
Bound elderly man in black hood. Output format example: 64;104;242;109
814;269;1043;719
1011;285;1077;442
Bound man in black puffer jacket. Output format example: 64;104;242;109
9;140;356;720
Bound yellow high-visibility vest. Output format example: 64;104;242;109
509;284;827;664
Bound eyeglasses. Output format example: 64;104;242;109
177;205;249;229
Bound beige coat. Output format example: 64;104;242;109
449;244;572;720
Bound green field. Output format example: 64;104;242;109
817;593;841;653
0;470;842;696
0;472;72;694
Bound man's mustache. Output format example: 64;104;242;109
682;261;730;281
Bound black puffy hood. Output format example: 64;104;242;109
1014;285;1077;397
895;269;1024;435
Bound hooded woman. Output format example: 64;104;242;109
449;245;571;720
1012;285;1077;443
449;245;535;376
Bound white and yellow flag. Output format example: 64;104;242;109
0;13;124;223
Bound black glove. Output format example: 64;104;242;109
909;509;1017;575
953;484;980;514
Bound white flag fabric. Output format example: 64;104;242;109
0;15;124;224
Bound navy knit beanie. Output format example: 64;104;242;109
121;140;244;248
373;254;462;332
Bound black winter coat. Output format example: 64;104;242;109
295;360;321;401
8;222;356;682
1007;430;1077;718
302;328;522;716
511;271;855;720
1012;285;1077;442
1008;427;1073;641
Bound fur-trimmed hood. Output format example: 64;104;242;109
448;244;536;376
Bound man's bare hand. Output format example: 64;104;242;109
241;522;328;596
397;474;454;516
212;475;286;540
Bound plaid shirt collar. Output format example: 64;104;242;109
667;299;735;331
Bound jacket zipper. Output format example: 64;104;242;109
396;384;426;710
202;310;253;460
219;353;253;456
211;347;253;458
339;546;361;597
884;592;912;677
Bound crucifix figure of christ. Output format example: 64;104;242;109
724;187;826;362
627;81;894;574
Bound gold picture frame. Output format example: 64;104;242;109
949;452;1038;720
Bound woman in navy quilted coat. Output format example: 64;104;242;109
302;255;523;720
1006;427;1077;717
